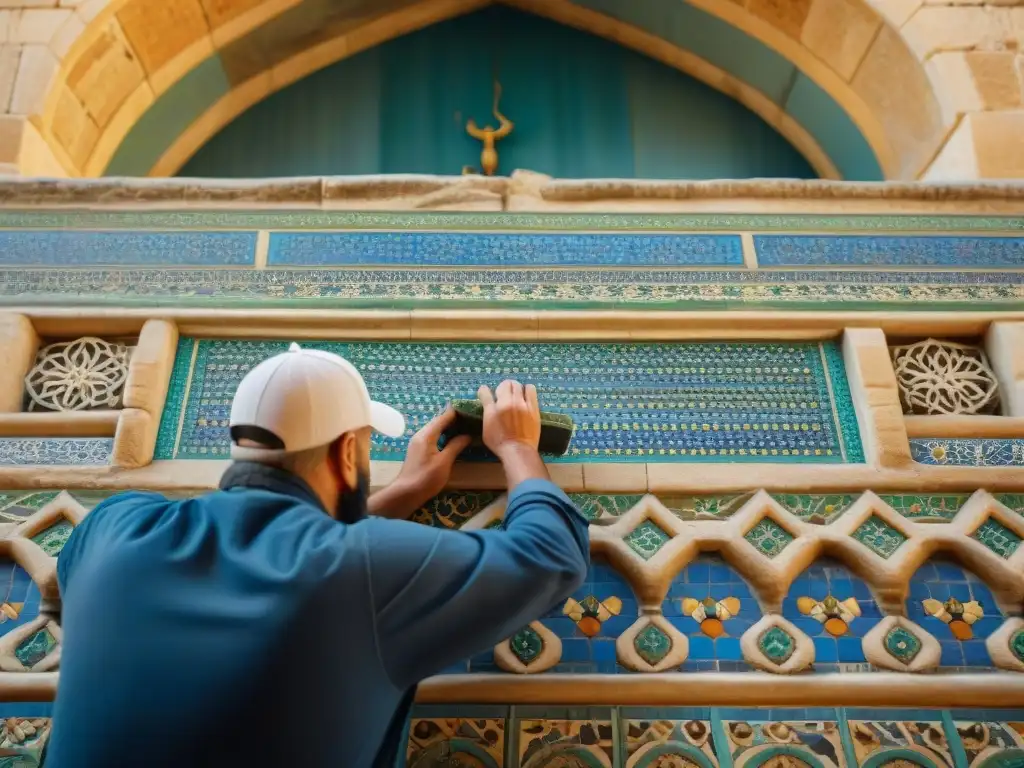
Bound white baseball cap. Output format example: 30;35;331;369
228;343;406;461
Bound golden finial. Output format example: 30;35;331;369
465;81;513;176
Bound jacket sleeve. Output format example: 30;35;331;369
56;491;161;595
364;479;590;688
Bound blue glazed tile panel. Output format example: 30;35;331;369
268;232;744;267
0;231;256;266
155;339;864;463
0;438;113;466
756;235;1024;268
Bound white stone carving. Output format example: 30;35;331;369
24;337;131;412
890;338;1000;415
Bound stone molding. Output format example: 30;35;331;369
2;174;1024;212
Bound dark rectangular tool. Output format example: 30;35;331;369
443;399;575;456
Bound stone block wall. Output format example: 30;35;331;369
0;0;1022;180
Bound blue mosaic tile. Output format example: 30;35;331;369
0;438;112;466
911;439;1024;467
782;559;879;646
756;235;1024;267
155;338;863;463
0;267;1019;310
269;232;744;267
0;231;255;266
907;558;1000;669
664;556;758;669
538;560;637;673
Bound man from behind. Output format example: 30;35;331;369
46;343;590;767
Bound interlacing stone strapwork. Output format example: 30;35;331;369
890;338;1000;415
510;626;543;666
1010;629;1024;664
24;337;131;412
633;623;672;666
884;625;922;665
758;626;795;664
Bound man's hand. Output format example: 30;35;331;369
368;408;471;519
478;381;548;488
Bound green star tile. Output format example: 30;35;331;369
633;624;673;666
569;494;644;521
623;519;672;560
758;626;795;665
851;515;907;559
884;625;922;665
744;518;794;558
1011;629;1024;664
878;494;970;521
510;626;544;666
972;518;1022;560
15;627;56;668
30;519;74;557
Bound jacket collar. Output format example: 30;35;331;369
219;461;326;512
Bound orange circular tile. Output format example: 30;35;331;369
950;620;973;641
824;618;848;637
701;618;725;638
578;616;602;637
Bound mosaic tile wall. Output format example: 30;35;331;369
1;705;1022;766
911;439;1024;468
154;338;864;464
0;439;113;467
0;212;1020;310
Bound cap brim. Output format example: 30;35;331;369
370;401;406;438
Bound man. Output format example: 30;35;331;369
46;344;590;767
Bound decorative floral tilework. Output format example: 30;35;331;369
911;439;1024;466
0;716;50;766
907;559;1003;669
29;520;74;557
847;716;954;768
0;231;255;266
877;494;970;521
744;518;794;558
510;626;544;667
14;627;55;668
756;234;1024;268
622;710;719;767
269;231;744;267
723;715;845;768
0;439;112;466
851;515;906;559
568;494;644;520
410;492;499;528
658;493;754;521
997;494;1024;516
783;558;880;669
665;555;759;671
1;267;1019;310
406;710;505;767
540;560;636;674
771;494;855;523
517;709;614;767
623;520;672;560
971;518;1022;559
156;339;863;464
956;721;1024;767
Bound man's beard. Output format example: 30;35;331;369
335;469;370;523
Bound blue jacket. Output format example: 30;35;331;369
46;462;590;767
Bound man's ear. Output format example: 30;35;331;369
335;432;359;492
